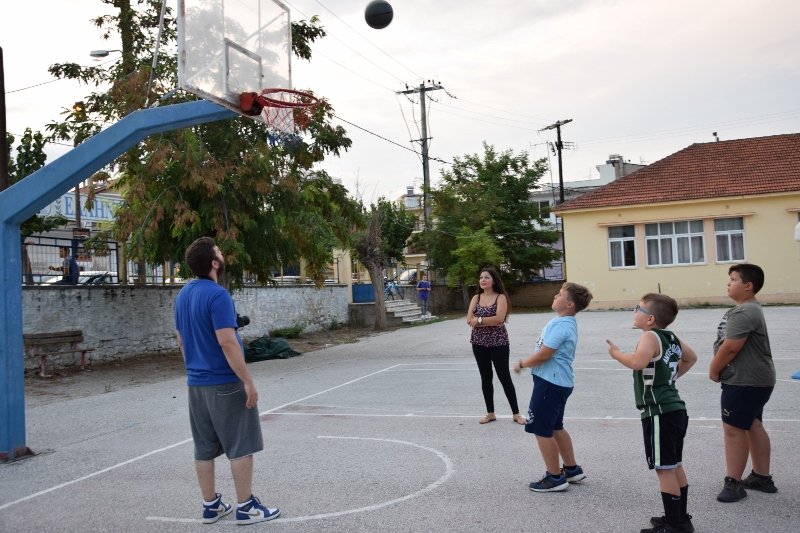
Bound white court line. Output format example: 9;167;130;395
0;364;402;512
146;436;455;524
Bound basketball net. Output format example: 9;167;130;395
240;89;318;134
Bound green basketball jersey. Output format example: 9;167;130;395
633;329;687;419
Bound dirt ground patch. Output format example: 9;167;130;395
23;324;380;408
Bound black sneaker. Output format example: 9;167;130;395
717;476;747;502
528;472;569;492
650;514;694;533
742;470;778;493
640;525;678;533
561;464;587;483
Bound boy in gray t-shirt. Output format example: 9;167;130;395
710;263;777;503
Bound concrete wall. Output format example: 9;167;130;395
22;284;348;371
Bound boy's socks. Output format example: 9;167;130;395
680;485;689;520
661;492;682;527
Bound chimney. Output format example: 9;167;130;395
406;186;414;195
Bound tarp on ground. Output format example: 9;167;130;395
244;336;301;362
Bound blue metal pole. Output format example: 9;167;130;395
0;100;236;461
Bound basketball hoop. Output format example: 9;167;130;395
240;89;319;134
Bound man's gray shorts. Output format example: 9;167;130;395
188;381;264;461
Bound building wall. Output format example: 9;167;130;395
22;284;349;371
561;193;800;308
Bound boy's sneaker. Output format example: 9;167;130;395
529;472;569;492
202;493;233;524
640;525;679;533
742;470;778;493
717;476;747;502
650;514;694;533
561;464;586;483
236;495;280;525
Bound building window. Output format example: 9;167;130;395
608;225;636;268
645;220;705;266
714;217;745;262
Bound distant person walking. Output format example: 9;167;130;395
49;246;79;284
417;273;431;316
467;267;526;425
174;237;280;525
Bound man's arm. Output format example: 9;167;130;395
709;337;747;382
216;327;259;409
607;332;659;370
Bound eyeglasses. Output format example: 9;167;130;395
634;304;654;316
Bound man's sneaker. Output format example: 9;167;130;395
650;514;694;533
561;464;586;483
529;472;569;492
742;470;778;493
236;495;280;525
202;493;233;524
717;476;747;502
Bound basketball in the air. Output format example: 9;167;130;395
365;0;393;29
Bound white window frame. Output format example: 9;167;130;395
645;220;705;267
714;217;745;263
608;225;637;269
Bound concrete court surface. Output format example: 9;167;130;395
1;306;798;532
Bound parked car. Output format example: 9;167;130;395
41;271;117;285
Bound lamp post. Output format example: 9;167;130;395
89;49;122;58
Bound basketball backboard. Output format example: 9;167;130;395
178;0;292;126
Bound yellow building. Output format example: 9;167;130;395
554;133;800;308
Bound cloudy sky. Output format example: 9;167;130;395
3;0;799;203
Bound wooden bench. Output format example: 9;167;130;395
23;330;94;378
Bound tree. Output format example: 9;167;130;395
353;199;415;329
44;1;362;287
5;129;68;283
446;228;503;308
422;143;560;286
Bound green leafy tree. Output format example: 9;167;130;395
353;199;415;329
5;129;68;283
422;143;560;285
44;1;361;287
447;228;504;307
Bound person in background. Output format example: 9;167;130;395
50;246;79;284
417;273;432;317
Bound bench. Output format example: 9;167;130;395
23;330;94;378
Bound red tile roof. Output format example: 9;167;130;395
555;133;800;212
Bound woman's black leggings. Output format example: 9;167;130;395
472;344;519;414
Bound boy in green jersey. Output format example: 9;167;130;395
607;293;698;533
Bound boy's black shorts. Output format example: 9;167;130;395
720;383;773;430
641;409;688;470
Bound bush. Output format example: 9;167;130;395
270;323;306;339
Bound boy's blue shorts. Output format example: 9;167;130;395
524;374;573;437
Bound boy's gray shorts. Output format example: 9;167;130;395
188;381;264;461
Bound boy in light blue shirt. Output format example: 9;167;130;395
513;282;593;492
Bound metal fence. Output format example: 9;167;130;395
22;235;120;285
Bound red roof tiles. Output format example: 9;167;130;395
555;133;800;211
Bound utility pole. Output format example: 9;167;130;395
540;119;572;204
1;47;8;192
398;81;443;230
540;119;572;280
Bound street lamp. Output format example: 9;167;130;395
89;49;121;58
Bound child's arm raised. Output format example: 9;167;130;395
606;333;659;370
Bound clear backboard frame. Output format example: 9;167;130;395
178;0;293;128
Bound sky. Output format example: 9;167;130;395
3;0;800;204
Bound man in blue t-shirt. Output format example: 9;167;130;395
174;237;280;525
50;246;79;284
513;282;593;493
